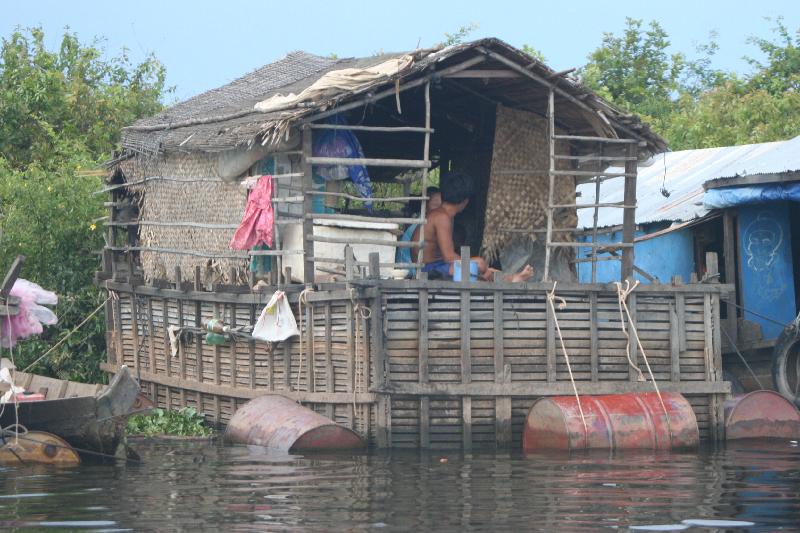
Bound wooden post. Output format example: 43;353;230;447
248;303;256;389
621;143;638;280
589;291;599;382
460;246;472;450
415;81;432;280
419;271;430;449
546;292;556;382
302;126;315;283
494;274;511;447
722;210;737;346
345;245;356;428
369;252;386;444
628;291;639;382
543;89;555;282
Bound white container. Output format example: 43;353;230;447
282;219;400;279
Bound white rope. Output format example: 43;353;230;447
350;288;371;434
614;280;674;442
546;282;589;447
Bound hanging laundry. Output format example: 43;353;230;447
313;115;374;211
230;174;275;250
0;279;58;349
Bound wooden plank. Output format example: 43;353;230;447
704;294;714;381
147;298;156;374
462;396;472;451
213;303;222;385
420;396;430;449
248;304;256;389
628;292;638;382
102;363;379;403
419;284;429;384
546;297;556;381
379;380;731;396
670;301;681;382
590;292;598;382
131;294;141;378
495;396;512;447
325;302;334;392
493;280;504;381
306;156;430;169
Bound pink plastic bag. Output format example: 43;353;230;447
0;279;58;348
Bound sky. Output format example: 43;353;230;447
3;0;799;101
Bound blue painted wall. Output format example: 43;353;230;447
577;224;695;284
738;202;796;339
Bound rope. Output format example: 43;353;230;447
615;281;645;381
721;327;764;389
21;295;112;373
546;282;588;447
349;288;371;434
614;280;674;442
297;288;315;392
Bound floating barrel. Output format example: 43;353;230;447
523;392;699;452
225;395;365;452
0;431;80;465
725;390;800;440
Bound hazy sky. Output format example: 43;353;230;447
3;0;798;101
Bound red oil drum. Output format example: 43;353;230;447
225;395;365;452
522;392;699;452
724;390;800;440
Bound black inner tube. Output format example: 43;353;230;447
771;324;800;407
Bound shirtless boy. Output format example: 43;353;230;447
414;172;534;282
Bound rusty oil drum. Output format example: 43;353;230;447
225;395;365;452
522;392;699;452
724;390;800;440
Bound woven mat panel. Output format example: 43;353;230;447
129;152;248;283
481;105;577;263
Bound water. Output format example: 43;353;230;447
1;439;799;531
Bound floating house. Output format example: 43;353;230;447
99;39;732;449
576;135;800;394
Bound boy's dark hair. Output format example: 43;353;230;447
440;171;474;204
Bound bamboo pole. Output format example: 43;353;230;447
543;88;556;282
417;81;432;280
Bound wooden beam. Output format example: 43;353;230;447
101;363;378;403
443;69;521;79
379;380;731;396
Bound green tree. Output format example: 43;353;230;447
443;23;479;46
0;28;168;382
580;17;800;150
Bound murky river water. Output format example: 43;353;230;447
1;439;799;532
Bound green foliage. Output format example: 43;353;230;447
580;17;800;150
0;28;168;382
126;407;214;437
521;44;546;63
444;23;479;46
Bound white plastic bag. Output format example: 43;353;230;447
251;291;299;342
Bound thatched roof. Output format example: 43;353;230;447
121;38;667;157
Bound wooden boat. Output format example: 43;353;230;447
1;364;148;457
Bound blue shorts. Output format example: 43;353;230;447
421;260;452;279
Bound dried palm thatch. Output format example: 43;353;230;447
481;105;577;263
121;152;249;283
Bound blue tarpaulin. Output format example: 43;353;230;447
704;182;800;209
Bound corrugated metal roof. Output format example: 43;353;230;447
577;135;800;229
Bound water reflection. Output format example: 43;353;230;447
1;439;798;531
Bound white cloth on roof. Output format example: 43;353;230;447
254;56;414;113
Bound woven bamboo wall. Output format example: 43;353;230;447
119;152;249;284
481;105;576;263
